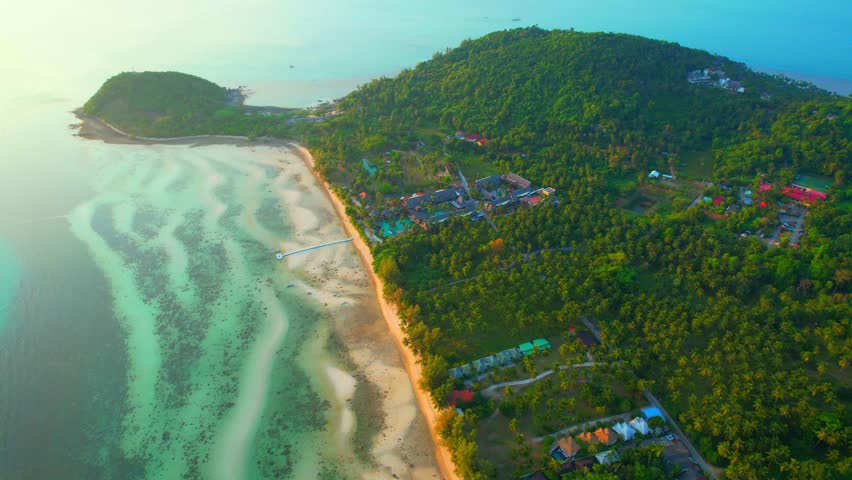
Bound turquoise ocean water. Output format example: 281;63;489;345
0;241;19;333
0;1;849;479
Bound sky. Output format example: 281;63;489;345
0;0;849;105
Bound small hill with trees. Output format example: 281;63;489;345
83;71;240;137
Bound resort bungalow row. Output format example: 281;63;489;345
448;338;551;380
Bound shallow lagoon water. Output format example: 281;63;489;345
0;103;438;479
63;144;376;479
1;1;849;478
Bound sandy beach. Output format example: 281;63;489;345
291;144;459;480
75;114;457;480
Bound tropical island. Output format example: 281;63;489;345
79;27;850;480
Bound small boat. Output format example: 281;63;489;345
276;252;285;260
286;284;295;288
512;18;521;21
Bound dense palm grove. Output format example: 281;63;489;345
304;29;851;479
84;27;851;480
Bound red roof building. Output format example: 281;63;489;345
759;183;773;192
758;201;768;208
448;390;475;406
524;194;542;206
464;134;480;142
476;137;487;146
712;195;724;206
782;187;827;205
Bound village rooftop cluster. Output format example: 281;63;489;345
391;172;555;232
687;66;745;93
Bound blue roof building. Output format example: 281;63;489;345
641;407;664;421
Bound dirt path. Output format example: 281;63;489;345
480;362;597;395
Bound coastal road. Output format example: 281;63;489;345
580;316;720;479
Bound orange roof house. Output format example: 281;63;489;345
557;436;582;458
594;427;618;446
578;431;600;444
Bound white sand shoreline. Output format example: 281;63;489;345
291;144;459;480
74;114;458;480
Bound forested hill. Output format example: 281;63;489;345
320;27;845;182
306;29;851;480
82;71;228;136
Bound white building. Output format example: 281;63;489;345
629;417;651;435
648;170;660;179
613;422;636;441
595;450;620;465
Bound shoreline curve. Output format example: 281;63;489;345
75;112;460;480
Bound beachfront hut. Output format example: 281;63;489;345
613;422;635;441
519;342;535;356
642;407;664;422
629;417;651;435
471;359;487;374
480;355;498;370
495;349;518;365
532;338;552;351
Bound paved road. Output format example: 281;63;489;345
785;210;807;245
580;316;720;479
644;390;721;479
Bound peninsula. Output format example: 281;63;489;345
80;28;851;480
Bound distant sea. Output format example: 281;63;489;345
0;240;19;334
2;0;850;106
0;1;849;479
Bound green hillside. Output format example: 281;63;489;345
307;28;844;188
83;71;236;137
304;29;851;480
83;27;851;480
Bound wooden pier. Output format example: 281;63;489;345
278;238;353;258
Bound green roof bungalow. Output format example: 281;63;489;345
533;338;552;351
519;342;535;356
